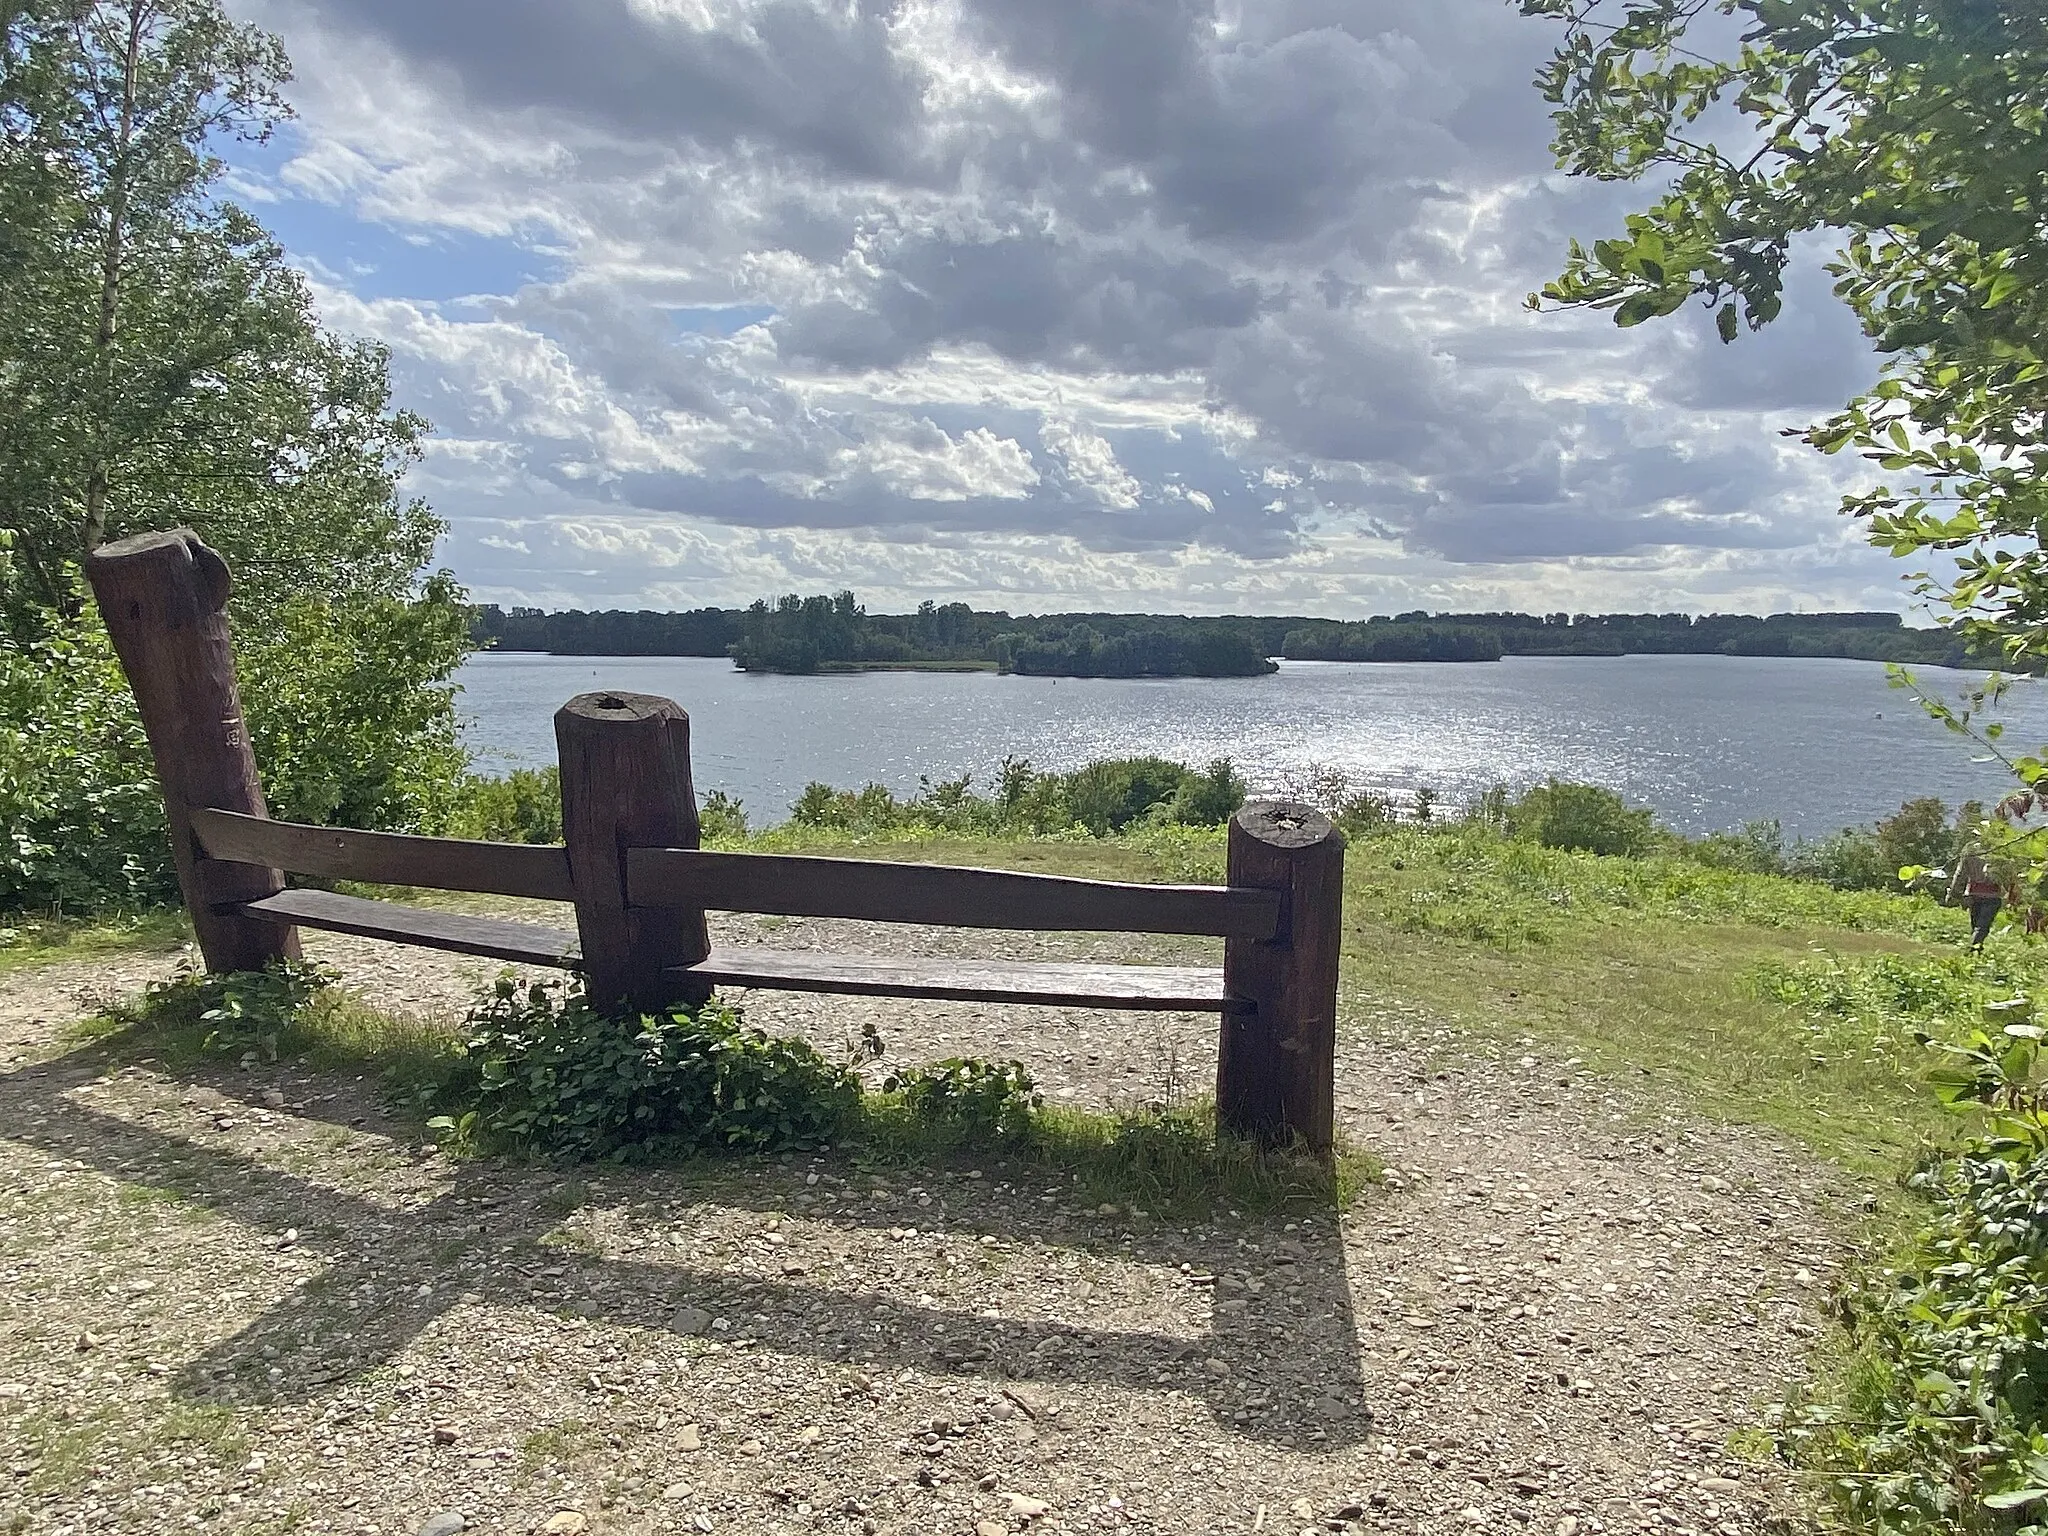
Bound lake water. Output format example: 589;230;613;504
453;653;2048;838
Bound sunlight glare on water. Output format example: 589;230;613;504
455;653;2048;838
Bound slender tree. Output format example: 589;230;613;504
0;0;434;621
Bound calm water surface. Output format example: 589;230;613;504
455;653;2048;838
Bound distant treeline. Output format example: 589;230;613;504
470;599;2001;674
1278;609;1998;666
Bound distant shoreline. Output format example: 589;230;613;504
470;647;2011;675
474;600;2012;676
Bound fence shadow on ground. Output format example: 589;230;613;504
0;1036;1374;1453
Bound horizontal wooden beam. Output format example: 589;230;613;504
676;948;1241;1013
232;887;581;969
193;808;576;903
626;848;1279;940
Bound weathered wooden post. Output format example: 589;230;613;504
555;692;710;1014
1218;801;1345;1154
84;529;299;973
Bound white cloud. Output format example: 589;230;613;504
224;0;1909;614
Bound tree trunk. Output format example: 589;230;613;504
80;0;145;561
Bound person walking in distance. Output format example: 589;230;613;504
1950;840;2007;951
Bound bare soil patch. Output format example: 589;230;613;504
0;913;1853;1535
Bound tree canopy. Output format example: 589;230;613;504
0;1;470;910
1517;0;2048;655
0;0;438;625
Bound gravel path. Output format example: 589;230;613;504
0;915;1854;1536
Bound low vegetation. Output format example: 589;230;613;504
27;764;2048;1531
91;961;1366;1220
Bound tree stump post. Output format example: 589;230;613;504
554;692;710;1014
1219;801;1345;1154
84;529;299;974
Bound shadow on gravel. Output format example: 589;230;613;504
0;1045;1372;1452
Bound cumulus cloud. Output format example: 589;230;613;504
226;0;1899;614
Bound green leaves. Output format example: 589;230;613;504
1520;0;2048;659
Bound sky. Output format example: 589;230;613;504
219;0;1918;620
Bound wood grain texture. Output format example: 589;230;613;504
675;948;1241;1012
232;886;581;968
626;847;1279;938
84;529;299;973
192;807;576;902
1218;801;1345;1153
556;691;710;1012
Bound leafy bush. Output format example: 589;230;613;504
1;588;470;916
700;790;749;843
454;977;860;1161
238;580;472;833
1786;1017;2048;1533
1336;790;1398;838
0;621;171;912
1787;826;1895;891
882;1057;1040;1138
448;766;563;844
117;956;337;1059
786;756;1244;838
1780;798;1981;893
1688;819;1787;875
1506;778;1657;857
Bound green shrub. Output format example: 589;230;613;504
1335;790;1398;838
0;621;171;912
1783;798;1980;893
882;1057;1040;1138
1166;759;1248;828
1688;819;1786;875
1;586;470;916
1788;1145;2048;1533
700;790;749;842
454;978;860;1161
448;767;563;844
115;956;337;1059
1506;779;1657;857
784;756;1244;839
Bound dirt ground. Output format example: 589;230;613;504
0;913;1855;1536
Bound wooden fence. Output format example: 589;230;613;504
86;529;1345;1152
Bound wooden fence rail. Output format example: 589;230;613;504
87;529;1345;1152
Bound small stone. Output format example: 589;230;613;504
739;1438;763;1456
1463;1510;1487;1526
1291;1499;1315;1520
417;1515;465;1536
677;1423;702;1451
1096;1203;1119;1216
798;1426;822;1446
672;1306;713;1336
540;1516;586;1535
261;1088;287;1109
1699;1477;1741;1494
977;1524;1007;1536
662;1483;691;1501
1006;1492;1052;1519
75;1331;102;1352
1556;1519;1580;1536
430;1424;459;1445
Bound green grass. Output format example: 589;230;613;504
20;816;2020;1186
848;1096;1376;1219
0;907;190;977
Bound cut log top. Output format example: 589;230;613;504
1232;801;1341;851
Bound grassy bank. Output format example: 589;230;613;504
717;816;1991;1180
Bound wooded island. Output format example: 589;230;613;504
470;596;2002;675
